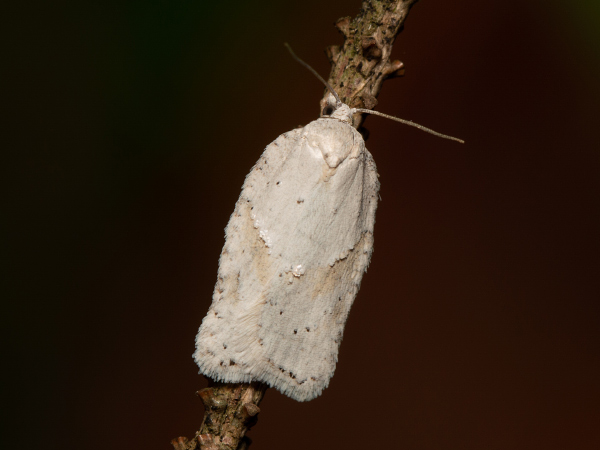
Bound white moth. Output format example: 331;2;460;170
194;46;463;402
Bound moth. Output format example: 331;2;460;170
194;45;462;401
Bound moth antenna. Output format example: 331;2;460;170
284;43;342;107
353;108;464;144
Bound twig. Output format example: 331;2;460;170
322;0;418;129
172;1;418;449
171;380;267;450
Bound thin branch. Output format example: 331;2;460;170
322;0;418;129
172;1;418;449
171;380;267;450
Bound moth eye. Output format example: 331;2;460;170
322;106;334;116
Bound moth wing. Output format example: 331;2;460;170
195;121;379;401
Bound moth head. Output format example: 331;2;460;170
322;93;353;125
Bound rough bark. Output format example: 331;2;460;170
172;1;418;449
321;0;418;129
171;380;267;450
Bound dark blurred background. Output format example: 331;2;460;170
4;1;600;449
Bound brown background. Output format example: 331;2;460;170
5;1;600;449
